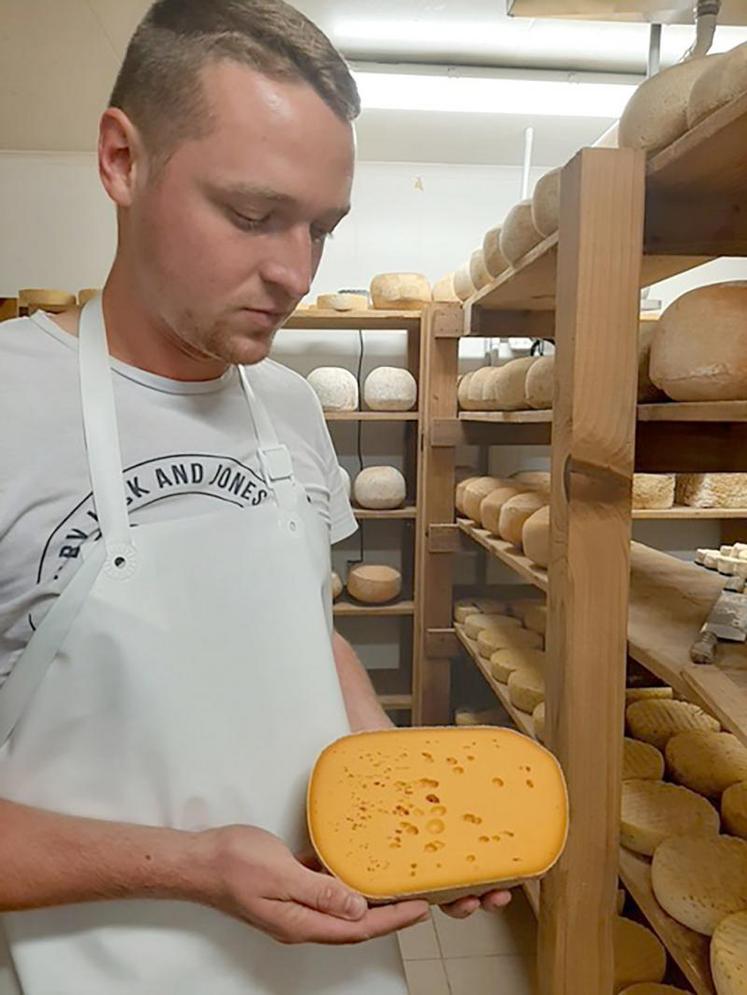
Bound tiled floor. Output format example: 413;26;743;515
399;890;536;995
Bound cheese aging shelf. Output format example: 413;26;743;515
416;92;747;995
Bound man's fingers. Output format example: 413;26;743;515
480;890;512;912
439;896;480;919
289;866;368;921
272;898;430;945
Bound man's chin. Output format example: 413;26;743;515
219;330;276;367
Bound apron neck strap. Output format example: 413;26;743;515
238;367;298;514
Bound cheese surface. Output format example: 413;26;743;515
347;565;402;604
470;249;493;291
482;226;509;278
623;738;665;782
499;493;547;547
363;367;417;412
619;985;692;994
666;730;747;798
432;273;459;303
317;292;368;311
711;910;747;995
331;572;343;601
620;779;719;856
626;699;720;751
462;477;507;522
491;648;546;685
523;603;547;636
522;506;550;567
370;273;431;310
688;42;747;127
525;355;554;410
353;466;406;510
676;473;747;509
533;702;546;743
491;357;538;411
307;726;568;901
454;264;477;302
464;612;520;641
614;918;667;992
531;168;560;237
633;475;675;511
477;625;543;659
499;201;543;265
722;781;747;840
479;485;525;533
508;661;545;713
307;367;359;411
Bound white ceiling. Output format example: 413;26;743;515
1;0;746;165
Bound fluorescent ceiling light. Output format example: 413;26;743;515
353;70;636;118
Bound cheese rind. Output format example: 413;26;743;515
491;648;546;685
711;909;747;995
370;273;431;310
353;466;406;510
625;687;673;704
626;699;720;751
363;367;417;412
476;626;543;659
462;477;508;523
722;781;747;840
480;486;526;533
499;493;547;547
522;506;550;568
525;355;554;410
454;707;503;727
464;612;520;641
666;730;747;798
688;42;747;127
499;202;543;265
307;726;569;903
307;367;359;411
470;249;493;291
614;918;667;992
633;475;675;511
638;322;667;403
619;984;692;994
523;603;547;636
493;357;538;411
347;565;402;604
531;168;560;237
508;662;545;713
482;226;510;278
331;572;343;600
432;274;460;303
676;473;747;509
623;738;665;782
317;292;368;311
454;264;477;302
620;779;719;856
533;702;546;743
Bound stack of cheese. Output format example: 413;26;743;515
455;472;551;567
677;474;747;510
695;542;747;579
458;357;539;413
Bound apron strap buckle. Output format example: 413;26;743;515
259;445;293;483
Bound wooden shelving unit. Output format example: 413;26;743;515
278;306;428;723
417;94;747;994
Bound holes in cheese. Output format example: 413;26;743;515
307;367;359;412
522;506;550;568
491;648;546;685
499;201;543;266
482;226;509;278
346;565;402;605
353;466;406;510
711;909;747;995
666;730;747;798
477;625;543;660
722;781;747;840
620;779;719;856
363;367;417;412
307;726;568;902
651;834;747;935
614;918;667;992
633;475;675;511
623;738;665;782
626;699;720;751
526;355;554;410
369;273;431;311
499;493;547;547
531;168;560;238
676;472;747;509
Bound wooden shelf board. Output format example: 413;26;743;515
459;409;552;424
325;411;419;422
633;506;747;520
353;506;417;520
618;848;714;995
457;519;549;593
283;309;421;330
333;599;415;617
378;694;413;711
459;402;747;426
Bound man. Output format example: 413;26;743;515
0;2;509;992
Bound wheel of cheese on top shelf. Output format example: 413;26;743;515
346;565;402;604
432;273;460;302
492;357;538;411
353;467;406;510
479;485;526;534
453;264;477;302
531;168;561;237
712;910;747;995
369;273;431;311
363;367;417;411
650;282;747;401
469;249;493;291
722;781;747;840
688;41;747;127
461;477;508;522
652;834;747;935
498;493;547;547
665;730;747;798
491;647;545;685
632;474;675;511
507;661;545;713
637;322;667;403
316;292;369;311
522;506;550;568
675;473;747;509
626;698;720;751
620;779;719;856
623;738;665;781
499;201;544;266
614;918;667;992
525;355;554;410
482;226;510;278
307;367;359;411
618;54;723;155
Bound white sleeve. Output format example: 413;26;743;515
327;445;358;546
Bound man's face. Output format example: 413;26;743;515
126;61;355;367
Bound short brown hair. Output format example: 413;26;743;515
110;0;360;160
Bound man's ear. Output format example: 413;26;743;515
98;107;147;208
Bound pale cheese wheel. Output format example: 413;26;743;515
482;226;510;278
531;168;561;237
473;598;507;615
533;702;546;743
614;917;667;992
492;357;538;411
18;288;76;314
522;506;550;568
491;648;546;685
499;493;547;547
651;834;747;935
77;288;99;306
499;201;544;266
627;699;720;751
462;477;508;523
363;367;417;412
454;706;504;727
633;475;675;511
457;372;476;412
470;249;493;291
353;467;406;510
620;779;719;856
464;612;519;641
723;782;747;840
688;42;747;127
666;731;747;798
638;322;667;404
623;738;665;782
508;661;545;713
432;273;459;303
525;355;554;410
347;565;402;605
454;599;481;624
509;599;546;624
307;367;359;411
331;571;343;600
711;909;747;995
619;986;692;995
511;471;551;495
625;687;673;704
676;473;747;509
455;475;481;515
523;603;547;636
453;264;477;302
650;283;747;402
369;273;431;311
465;367;505;412
479;486;525;533
477;626;543;659
619;55;720;155
316;292;368;311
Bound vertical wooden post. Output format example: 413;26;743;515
539;148;646;994
413;303;461;725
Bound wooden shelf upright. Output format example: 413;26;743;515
417;93;747;995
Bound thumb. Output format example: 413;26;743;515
288;864;368;921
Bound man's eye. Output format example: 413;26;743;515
229;209;267;232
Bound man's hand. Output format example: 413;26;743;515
439;889;512;920
199;825;429;945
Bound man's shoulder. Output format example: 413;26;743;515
248;358;324;418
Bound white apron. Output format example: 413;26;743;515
0;298;407;995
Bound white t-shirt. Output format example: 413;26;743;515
0;311;357;684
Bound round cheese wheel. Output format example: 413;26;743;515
676;473;747;509
453;264;477;302
482;226;510;278
711;909;747;995
353;467;406;510
623;738;665;782
454;706;503;726
432;273;459;303
457;372;477;411
307;368;359;411
508;661;545;713
347;565;402;604
666;730;747;798
499;202;543;266
522;506;550;568
479;486;525;534
614;918;667;992
77;288;99;306
455;475;481;515
316;292;368;311
619;986;693;995
533;702;546;743
492;357;538;411
619;55;720;155
688;42;747;127
465;367;504;412
620;779;719;856
454;599;480;624
511;471;551;494
638;322;667;403
531;168;561;237
363;367;417;412
477;625;543;659
722;781;747;840
525;355;554;410
499;493;547;547
652;834;747;935
331;572;343;600
462;477;507;523
523;603;547;636
469;249;493;291
626;699;720;751
491;648;545;685
339;466;352;498
18;288;76;314
650;283;747;401
625;686;673;704
633;475;675;511
464;611;520;642
369;273;431;311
